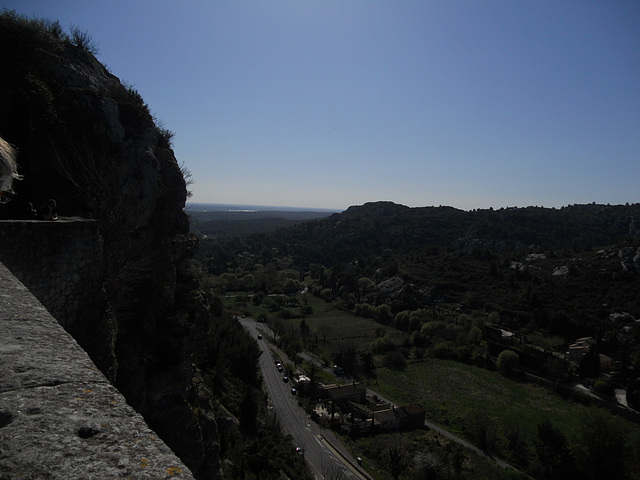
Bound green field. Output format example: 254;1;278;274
373;359;591;438
223;292;408;357
368;358;640;476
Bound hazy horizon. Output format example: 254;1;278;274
186;202;342;213
186;199;638;215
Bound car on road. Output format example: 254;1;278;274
257;334;262;340
291;388;297;395
283;376;289;383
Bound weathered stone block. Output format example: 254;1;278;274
0;262;194;479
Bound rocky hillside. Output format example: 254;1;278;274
266;201;640;265
0;12;219;478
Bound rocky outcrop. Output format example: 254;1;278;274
0;14;219;479
619;246;640;273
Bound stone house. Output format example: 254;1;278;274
321;382;366;405
370;404;426;432
568;336;595;363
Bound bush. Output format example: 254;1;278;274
70;25;99;54
383;351;407;370
497;350;520;377
412;347;425;359
354;303;375;318
371;336;396;354
421;321;446;338
283;279;300;294
432;341;453;359
592;379;613;397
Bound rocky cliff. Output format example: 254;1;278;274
0;13;219;479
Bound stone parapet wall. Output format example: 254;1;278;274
0;218;103;331
0;261;194;479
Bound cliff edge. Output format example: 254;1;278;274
0;12;219;479
0;261;195;479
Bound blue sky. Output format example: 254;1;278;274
4;1;639;211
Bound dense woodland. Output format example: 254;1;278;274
197;202;640;340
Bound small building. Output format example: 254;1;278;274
372;407;399;431
321;382;366;405
568;336;595;363
294;375;312;395
398;404;425;430
370;404;425;432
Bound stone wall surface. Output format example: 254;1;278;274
0;261;195;479
0;219;103;332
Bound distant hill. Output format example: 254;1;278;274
266;201;640;265
197;200;640;327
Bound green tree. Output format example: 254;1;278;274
300;318;310;345
318;324;332;343
283;278;300;294
466;408;497;453
239;387;258;435
251;292;264;306
221;272;238;290
497;349;519;377
506;424;530;466
387;445;407;480
360;349;374;373
334;342;358;373
357;276;373;294
383;350;407;370
394;310;410;331
571;407;629;480
467;326;483;345
376;304;393;325
534;419;576;480
241;273;255;290
355;302;375;318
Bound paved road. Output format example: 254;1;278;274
240;318;371;480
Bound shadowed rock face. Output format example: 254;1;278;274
0;14;220;479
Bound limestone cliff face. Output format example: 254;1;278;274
0;14;219;479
